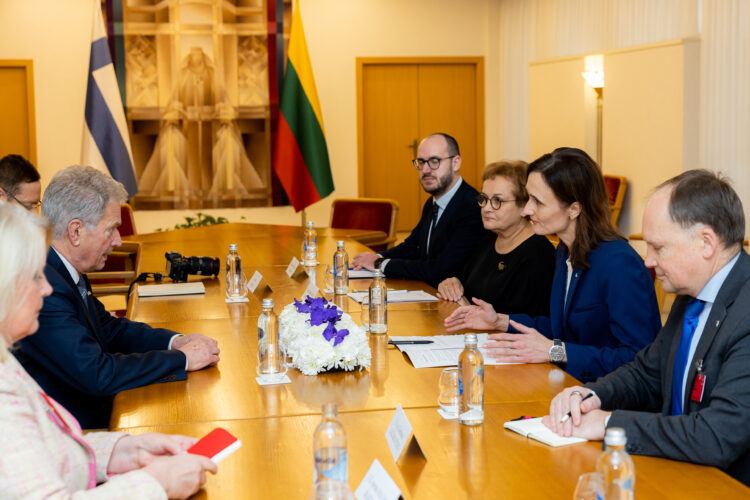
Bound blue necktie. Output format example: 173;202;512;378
76;276;89;310
670;298;705;415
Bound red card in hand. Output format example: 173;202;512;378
187;427;242;464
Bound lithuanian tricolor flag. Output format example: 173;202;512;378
273;0;334;212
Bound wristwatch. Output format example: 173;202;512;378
374;257;385;270
549;339;566;364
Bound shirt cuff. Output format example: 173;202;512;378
168;334;182;350
380;259;390;271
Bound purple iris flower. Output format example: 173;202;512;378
333;328;350;346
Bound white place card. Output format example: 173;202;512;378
385;404;425;463
354;459;402;500
303;281;320;299
286;256;300;277
246;270;263;293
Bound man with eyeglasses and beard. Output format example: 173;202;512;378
352;133;484;288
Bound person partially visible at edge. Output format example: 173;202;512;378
544;170;750;486
13;166;220;429
445;147;661;382
436;160;555;317
351;133;485;288
0;203;217;499
0;153;41;211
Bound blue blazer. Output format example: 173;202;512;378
13;249;187;429
379;179;485;288
510;238;661;381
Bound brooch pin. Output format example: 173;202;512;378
498;261;505;271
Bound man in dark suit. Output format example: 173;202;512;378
0;154;41;211
352;133;484;288
14;166;220;429
543;170;750;485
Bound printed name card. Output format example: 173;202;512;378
354;459;402;500
303;280;320;300
246;271;263;293
385;405;425;463
286;256;301;277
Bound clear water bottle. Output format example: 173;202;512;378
226;243;246;300
597;427;635;500
333;241;349;295
458;334;484;426
313;403;348;484
303;221;318;266
257;299;286;377
368;268;387;334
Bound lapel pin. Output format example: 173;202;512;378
715;320;720;327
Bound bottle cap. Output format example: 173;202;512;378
322;402;338;417
337;240;345;247
262;298;274;308
229;243;238;251
372;268;384;277
306;221;314;227
604;427;627;446
464;333;478;345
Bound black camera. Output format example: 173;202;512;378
164;251;220;282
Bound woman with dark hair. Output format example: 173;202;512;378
437;161;555;316
445;147;661;381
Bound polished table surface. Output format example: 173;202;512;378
112;223;748;497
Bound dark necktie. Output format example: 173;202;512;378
76;276;90;310
427;201;439;255
670;298;705;415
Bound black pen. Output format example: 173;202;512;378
387;340;434;345
560;392;595;423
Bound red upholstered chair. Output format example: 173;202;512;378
330;198;399;252
604;174;628;227
603;174;627;227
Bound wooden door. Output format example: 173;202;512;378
0;60;36;163
358;58;484;231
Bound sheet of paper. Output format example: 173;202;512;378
347;290;438;304
138;281;205;297
285;256;300;277
354;459;402;500
401;347;515;368
246;271;262;293
385;404;413;463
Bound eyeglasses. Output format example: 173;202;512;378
477;194;516;210
412;156;456;170
3;189;42;211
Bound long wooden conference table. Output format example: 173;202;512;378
114;223;748;498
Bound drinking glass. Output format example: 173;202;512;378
323;264;334;294
573;472;605;500
438;367;459;416
359;300;370;332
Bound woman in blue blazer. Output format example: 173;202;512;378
445;147;661;381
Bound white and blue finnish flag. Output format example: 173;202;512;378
81;1;138;198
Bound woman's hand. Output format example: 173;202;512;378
437;277;465;302
444;297;508;331
483;319;554;364
108;433;197;474
143;454;217;499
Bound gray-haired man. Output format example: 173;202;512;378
14;166;220;429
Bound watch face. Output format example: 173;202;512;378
549;345;565;363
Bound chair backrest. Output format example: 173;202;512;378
120;203;137;236
603;174;627;227
330;198;399;251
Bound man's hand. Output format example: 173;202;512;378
542;410;610;441
143;454;218;499
108;433;197;474
483;320;554;364
351;252;379;271
437;277;465;302
444;297;508;332
175;334;220;371
543;386;603;436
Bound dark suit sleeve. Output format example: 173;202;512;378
563;248;661;380
379;185;485;287
91;295;178;353
590;315;750;470
24;286;187;397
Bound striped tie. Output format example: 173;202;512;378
76;277;89;310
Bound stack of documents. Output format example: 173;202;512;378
389;334;519;368
347;290;438;304
137;281;206;297
348;268;375;279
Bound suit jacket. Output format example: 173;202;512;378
14;248;187;429
379;179;485;288
587;250;750;486
0;352;165;498
510;239;662;381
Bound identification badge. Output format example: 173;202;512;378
691;373;706;403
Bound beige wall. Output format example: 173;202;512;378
0;0;500;233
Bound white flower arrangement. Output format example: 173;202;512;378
279;297;371;376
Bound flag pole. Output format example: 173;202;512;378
301;208;307;227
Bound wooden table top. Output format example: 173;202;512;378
122;403;748;499
112;224;748;497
